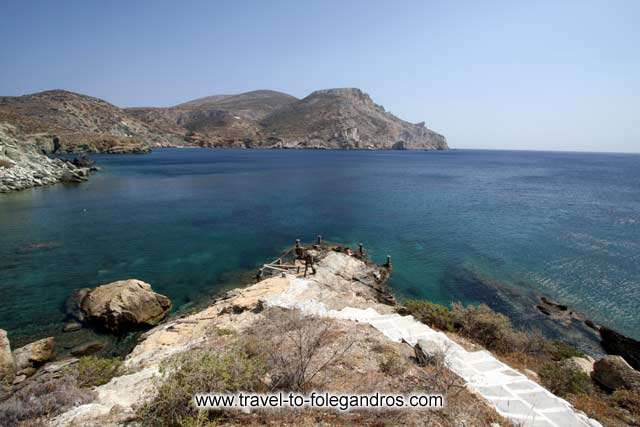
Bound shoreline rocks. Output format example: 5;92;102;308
600;326;640;371
68;279;172;334
0;123;94;193
0;329;14;381
12;337;55;381
592;355;640;392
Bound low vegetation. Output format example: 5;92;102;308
539;362;593;396
137;347;267;426
71;356;123;387
0;373;94;426
136;307;506;426
404;298;640;426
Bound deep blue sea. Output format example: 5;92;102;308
1;148;639;346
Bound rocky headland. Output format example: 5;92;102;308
0;123;94;193
4;242;637;426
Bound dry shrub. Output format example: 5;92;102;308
450;303;546;355
246;309;354;392
571;392;640;427
612;390;640;417
378;351;407;376
0;373;94;425
136;346;267;426
404;299;454;331
539;362;593;397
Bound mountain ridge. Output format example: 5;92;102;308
0;88;448;152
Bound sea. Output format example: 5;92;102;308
1;148;639;348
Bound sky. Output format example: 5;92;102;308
1;0;639;152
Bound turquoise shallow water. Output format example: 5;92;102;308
1;148;639;345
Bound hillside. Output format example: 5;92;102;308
0;88;447;152
126;90;298;148
127;88;448;150
0;90;176;153
261;88;448;150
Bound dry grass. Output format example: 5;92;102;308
570;390;640;426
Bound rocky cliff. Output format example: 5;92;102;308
0;123;93;193
261;88;448;150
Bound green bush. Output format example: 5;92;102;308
73;356;122;387
450;303;531;354
404;300;454;331
137;347;266;426
549;341;584;361
539;362;593;397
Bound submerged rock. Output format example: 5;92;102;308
0;329;14;381
593;355;640;392
69;279;172;334
70;340;105;357
63;321;83;333
12;336;55;376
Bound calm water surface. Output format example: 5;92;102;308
1;148;639;345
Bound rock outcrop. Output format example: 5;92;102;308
592;355;640;392
0;123;93;193
68;279;172;333
600;326;640;370
0;329;14;381
12;337;55;380
562;356;595;376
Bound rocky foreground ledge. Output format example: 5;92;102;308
0;123;95;193
1;244;637;426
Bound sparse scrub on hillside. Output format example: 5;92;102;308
70;356;122;387
136;347;267;426
0;374;94;426
246;308;355;392
404;299;454;331
539;362;593;397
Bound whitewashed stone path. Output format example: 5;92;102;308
267;277;602;427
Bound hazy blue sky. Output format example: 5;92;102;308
1;0;638;152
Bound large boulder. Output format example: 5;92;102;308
600;327;640;370
562;356;595;376
12;337;55;375
70;279;171;333
592;355;640;392
0;329;14;381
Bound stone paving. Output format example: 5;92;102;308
266;277;602;427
